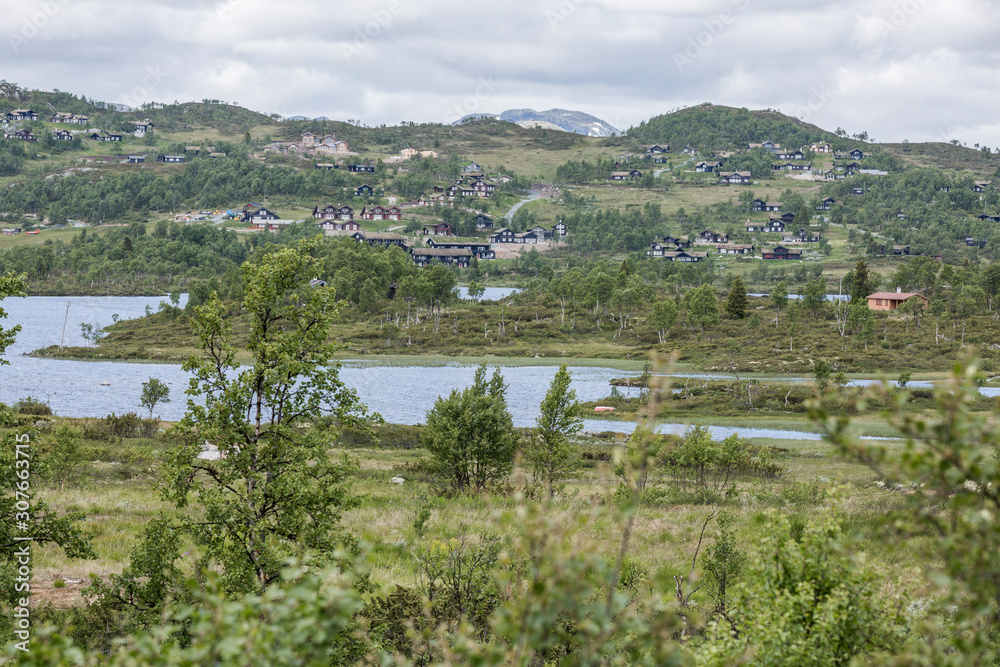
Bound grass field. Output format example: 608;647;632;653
19;413;914;608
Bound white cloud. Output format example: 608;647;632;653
4;0;1000;145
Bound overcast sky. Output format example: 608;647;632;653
7;0;1000;146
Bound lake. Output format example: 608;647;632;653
0;295;928;441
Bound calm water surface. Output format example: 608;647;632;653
0;296;930;440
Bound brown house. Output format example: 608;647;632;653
866;290;928;311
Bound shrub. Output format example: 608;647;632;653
16;396;52;415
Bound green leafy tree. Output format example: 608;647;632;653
802;277;827;317
0;272;26;363
686;284;720;331
724;276;748;319
770;280;788;327
168;240;374;595
138;377;170;420
809;362;1000;662
526;365;584;498
649;299;678;344
423;364;518;494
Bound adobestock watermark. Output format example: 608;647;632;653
118;65;168;110
870;0;928;39
8;0;71;54
10;433;34;653
442;76;499;125
341;0;404;62
794;83;835;124
673;0;751;72
546;0;578;30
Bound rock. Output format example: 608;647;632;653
390;476;405;485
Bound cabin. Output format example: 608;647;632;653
716;243;754;255
746;220;785;233
317;219;360;234
662;235;691;248
648;242;671;257
315;163;336;170
977;214;1000;223
133;120;154;136
475;213;494;230
761;245;802;260
6;109;38;121
696;230;729;244
354;184;374;197
815;197;837;210
242;207;280;224
694;161;721;173
866;290;928;311
490;228;516;243
312;204;355;221
644;144;668;154
514;231;538;244
681;145;698;155
426;238;494;259
848;149;867;160
51;129;73;141
778;211;796;224
774;149;805;160
772;162;812;171
662;250;707;262
461;162;483;173
422;222;454;236
156;154;184;163
719;171;752;185
410;247;473;268
127;155;145;164
88;132;122;142
974;181;991;193
751;199;781;212
611;170;642;181
5;129;35;142
852;187;864;195
652;155;669;164
808;143;832;153
782;229;820;244
351;231;407;249
553;221;568;237
348;164;375;173
966;237;987;248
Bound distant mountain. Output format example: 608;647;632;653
285;115;332;122
455;108;619;137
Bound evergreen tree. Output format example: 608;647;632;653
526;365;583;498
724;276;748;319
850;259;875;302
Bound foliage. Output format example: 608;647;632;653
422;364;518;494
13;561;364;666
0;433;95;644
694;506;910;666
525;364;584;497
0;272;26;364
686;284;720;331
661;425;782;500
167;240;374;595
649;299;679;344
700;512;746;618
724;276;747;319
413;534;503;639
809;361;1000;662
138;377;170;419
